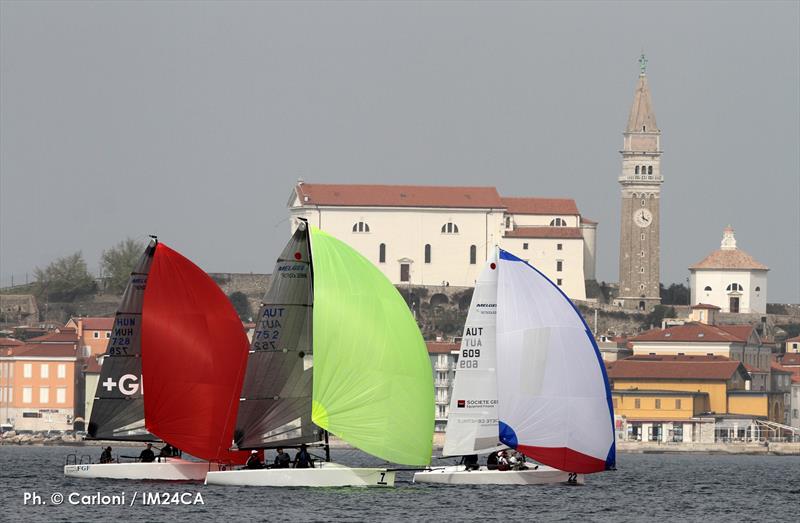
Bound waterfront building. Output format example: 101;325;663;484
64;317;113;357
629;314;772;391
791;376;800;430
82;354;103;425
617;55;663;312
0;343;77;432
689;226;768;313
786;335;800;353
608;355;785;442
426;341;458;433
288;183;595;300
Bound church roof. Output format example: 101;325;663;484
294;183;504;209
504;227;583;239
501;197;579;215
690;249;768;271
689;227;768;271
626;73;659;133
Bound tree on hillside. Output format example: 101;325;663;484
101;238;145;294
660;283;690;305
228;291;251;321
34;252;96;302
642;305;677;330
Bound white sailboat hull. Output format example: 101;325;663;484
205;462;396;487
64;458;219;481
413;465;585;486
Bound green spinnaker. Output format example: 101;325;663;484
309;226;434;466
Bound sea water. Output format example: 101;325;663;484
1;445;798;522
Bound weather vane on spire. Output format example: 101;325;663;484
638;52;648;75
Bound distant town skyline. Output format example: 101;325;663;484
1;1;798;302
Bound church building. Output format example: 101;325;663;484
689;226;768;313
288;183;596;299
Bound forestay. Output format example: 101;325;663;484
496;249;615;474
442;258;503;457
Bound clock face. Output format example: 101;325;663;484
634;208;653;228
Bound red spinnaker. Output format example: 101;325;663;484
142;243;250;464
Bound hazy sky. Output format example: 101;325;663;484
1;1;798;302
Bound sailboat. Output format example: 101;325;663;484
205;221;434;487
414;249;615;485
64;239;251;480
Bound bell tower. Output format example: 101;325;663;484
617;54;662;311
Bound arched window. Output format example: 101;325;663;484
704;286;712;291
648;166;653;174
469;245;477;265
549;218;567;227
379;243;386;263
441;222;459;234
726;283;743;292
352;221;370;233
635;166;640;174
424;244;431;264
754;286;761;292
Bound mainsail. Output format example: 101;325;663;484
495;249;616;473
309;226;433;466
141;243;251;464
88;240;156;440
235;226;318;449
442;258;503;457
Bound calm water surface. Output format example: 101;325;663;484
1;445;798;522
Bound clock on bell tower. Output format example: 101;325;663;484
618;54;662;311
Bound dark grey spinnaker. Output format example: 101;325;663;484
87;239;158;441
234;224;320;449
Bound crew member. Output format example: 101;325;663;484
100;446;113;464
139;443;156;463
245;450;264;469
274;447;291;468
294;444;312;469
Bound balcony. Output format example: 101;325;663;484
435;380;451;388
434;363;455;371
435;397;449;405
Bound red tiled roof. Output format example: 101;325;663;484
27;330;78;343
770;363;793;374
608;358;748;381
426;341;459;354
777;353;800;366
84;356;102;374
691;303;721;310
786;335;800;343
792;375;800;384
6;343;77;358
295;183;504;209
689;248;768;270
0;337;24;347
77;317;114;330
716;325;755;342
503;226;583;239
581;217;597;225
630;322;747;343
501;197;579;215
628;354;731;362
